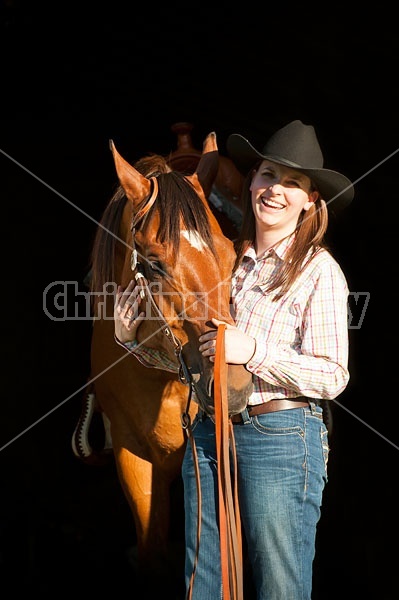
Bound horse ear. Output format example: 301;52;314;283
194;132;219;198
109;140;152;205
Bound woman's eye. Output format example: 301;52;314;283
261;170;273;179
286;180;301;188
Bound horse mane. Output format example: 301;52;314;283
89;153;215;304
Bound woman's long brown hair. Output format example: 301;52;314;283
233;163;329;300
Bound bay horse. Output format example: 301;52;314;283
72;131;253;597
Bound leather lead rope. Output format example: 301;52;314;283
214;324;243;600
185;324;243;600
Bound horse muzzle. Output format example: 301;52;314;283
191;363;253;417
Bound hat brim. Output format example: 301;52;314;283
227;134;354;212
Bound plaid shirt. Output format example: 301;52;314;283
118;235;350;404
233;236;349;403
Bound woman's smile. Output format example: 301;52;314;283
260;195;286;210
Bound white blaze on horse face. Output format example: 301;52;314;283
181;230;207;252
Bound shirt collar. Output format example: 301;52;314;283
243;233;295;263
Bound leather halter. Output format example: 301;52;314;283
131;175;159;229
130;176;193;390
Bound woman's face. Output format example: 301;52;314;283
250;160;319;234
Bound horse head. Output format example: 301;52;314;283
109;132;253;415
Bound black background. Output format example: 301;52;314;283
1;2;398;598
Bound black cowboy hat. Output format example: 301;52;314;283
227;120;354;211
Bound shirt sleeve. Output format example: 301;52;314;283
114;335;179;374
245;259;350;399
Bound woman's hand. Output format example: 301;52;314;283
199;318;256;364
114;279;145;344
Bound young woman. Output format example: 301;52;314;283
114;120;354;599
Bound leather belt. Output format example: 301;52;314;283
230;397;310;424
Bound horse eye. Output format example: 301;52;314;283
148;261;164;277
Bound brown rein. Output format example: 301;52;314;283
185;324;244;600
214;324;244;599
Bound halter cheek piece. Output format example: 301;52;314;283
130;176;159;274
129;176;194;399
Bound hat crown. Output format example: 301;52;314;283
226;119;354;210
262;120;324;169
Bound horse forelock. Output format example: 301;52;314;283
142;171;217;258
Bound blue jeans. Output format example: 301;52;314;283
182;402;329;600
